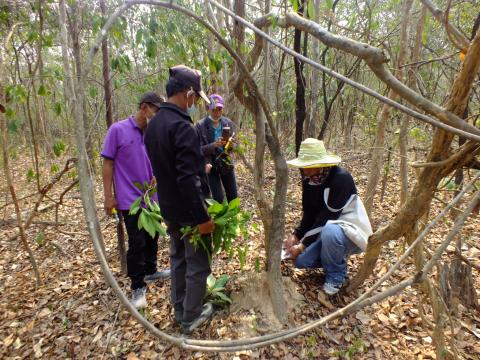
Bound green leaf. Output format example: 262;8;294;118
228;197;240;211
215;274;229;289
215;292;232;304
134;181;143;191
289;0;298;12
146;37;157;58
37;84;47;96
129;197;142;215
53;102;62;116
53;139;66;157
207;274;215;289
50;164;59;173
325;0;333;9
5;107;15;119
208;201;225;215
26;169;35;182
88;87;98;98
307;0;315;19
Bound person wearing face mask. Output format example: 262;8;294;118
283;138;372;295
144;65;215;335
101;92;170;309
195;94;238;203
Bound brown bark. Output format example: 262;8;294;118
399;6;428;205
100;0;126;274
0;25;42;286
349;27;480;291
364;0;413;215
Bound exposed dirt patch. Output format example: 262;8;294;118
230;272;305;333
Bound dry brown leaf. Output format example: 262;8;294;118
3;333;15;347
126;352;140;360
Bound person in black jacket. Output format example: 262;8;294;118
195;94;238;203
144;65;214;334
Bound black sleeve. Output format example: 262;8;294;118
174;122;210;225
195;120;217;157
325;171;357;211
294;181;316;241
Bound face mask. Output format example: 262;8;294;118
187;103;197;116
186;89;197;117
307;169;330;186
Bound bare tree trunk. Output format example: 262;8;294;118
305;0;321;138
364;0;413;215
293;22;306;154
0;27;42;286
399;5;427;205
100;0;127;274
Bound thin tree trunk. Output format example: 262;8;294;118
100;0;126;274
364;0;413;215
0;28;42;286
399;5;427;205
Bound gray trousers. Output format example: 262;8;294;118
166;221;211;322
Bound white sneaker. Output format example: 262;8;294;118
323;282;342;296
131;287;147;309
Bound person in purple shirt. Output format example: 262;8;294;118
101;92;170;309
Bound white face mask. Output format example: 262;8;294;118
187;103;197;116
186;89;197;117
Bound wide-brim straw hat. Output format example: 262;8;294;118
287;138;341;168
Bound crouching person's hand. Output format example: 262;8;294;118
283;234;299;251
198;218;214;235
289;243;305;261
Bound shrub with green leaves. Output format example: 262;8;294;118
181;198;251;263
129;181;166;238
205;274;231;307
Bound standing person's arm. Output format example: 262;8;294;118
196;121;223;156
101;125;119;215
102;159;117;215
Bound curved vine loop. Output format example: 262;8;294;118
73;0;480;352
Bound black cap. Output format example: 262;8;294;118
168;65;210;104
139;92;165;108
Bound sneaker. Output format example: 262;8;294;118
144;269;171;283
323;282;343;296
131;287;147;309
182;302;214;335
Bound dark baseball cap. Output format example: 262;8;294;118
169;65;210;104
139;92;165;108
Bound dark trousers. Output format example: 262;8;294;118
208;167;238;203
122;211;158;290
166;221;211;322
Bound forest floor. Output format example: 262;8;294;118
1;149;479;360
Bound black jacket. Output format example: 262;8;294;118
144;103;210;226
294;166;357;247
195;115;236;165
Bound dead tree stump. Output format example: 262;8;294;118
439;259;478;314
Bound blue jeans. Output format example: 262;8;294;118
208;168;238;203
294;224;361;285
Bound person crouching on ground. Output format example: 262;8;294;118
283;138;372;295
101;92;171;309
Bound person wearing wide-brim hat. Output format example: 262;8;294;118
283;138;372;295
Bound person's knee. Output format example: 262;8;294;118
321;224;344;248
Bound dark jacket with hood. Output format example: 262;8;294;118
144;102;210;226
